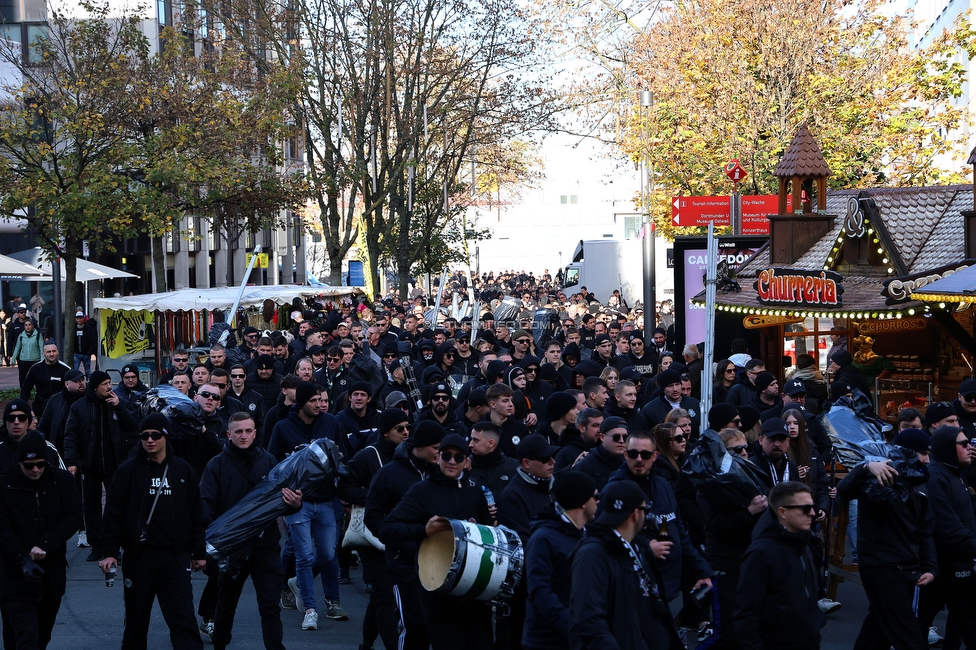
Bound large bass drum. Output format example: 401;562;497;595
417;519;523;604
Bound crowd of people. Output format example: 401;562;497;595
0;270;972;650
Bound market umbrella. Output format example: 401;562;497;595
6;247;138;281
0;254;51;281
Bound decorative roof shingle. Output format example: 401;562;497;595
773;123;832;178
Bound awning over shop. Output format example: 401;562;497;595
7;248;138;282
908;264;976;304
92;284;363;313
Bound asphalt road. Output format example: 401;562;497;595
48;534;948;649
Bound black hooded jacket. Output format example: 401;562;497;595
364;442;432;571
337;435;399;506
37;386;85;454
469;447;519;497
574;444;624;490
554;427;592;473
734;509;825;650
926;426;976;568
64;384;138;471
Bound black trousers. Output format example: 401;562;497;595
360;547;399;650
211;544;285;650
120;550;203;650
81;468;115;554
197;574;219;622
421;591;493;650
708;569;739;650
494;578;526;650
919;567;976;650
392;569;430;650
1;583;62;650
854;566;928;650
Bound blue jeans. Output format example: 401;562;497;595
73;353;91;377
285;500;337;612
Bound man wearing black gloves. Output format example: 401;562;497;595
735;481;825;650
837;428;936;650
378;433;493;650
569;480;678;649
918;426;976;646
364;420;444;650
200;412;302;650
0;431;81;650
64;370;138;562
523;471;598;650
99;413;207;650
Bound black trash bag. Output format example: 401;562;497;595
135;385;204;442
862;444;929;504
682;429;766;510
532;308;559;349
493;296;521;327
820;397;888;467
205;438;343;575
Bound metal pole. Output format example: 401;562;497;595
731;189;742;236
701;223;718;416
229;245;262;328
640;90;656;337
52;256;62;356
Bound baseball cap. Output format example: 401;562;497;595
783;378;807;396
760;417;789;439
594;481;646;527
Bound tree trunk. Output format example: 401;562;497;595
62;253;78;361
396;249;411;301
327;243;343;285
152;236;166;293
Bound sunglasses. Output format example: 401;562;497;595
725;368;736;374
5;414;28;423
431;395;451;402
231;374;245;379
443;353;455;358
384;354;398;359
965;394;976;402
440;450;467;463
328;357;342;362
782;503;817;516
21;460;47;469
525;367;538;374
529;456;554;463
198;391;221;401
609;433;627;442
211;382;227;389
515;339;531;345
139;431;164;441
394;424;410;433
626;449;655;460
173;358;189;362
957;439;974;448
727;445;748;454
671;434;687;443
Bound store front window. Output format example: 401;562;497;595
783;317;848;372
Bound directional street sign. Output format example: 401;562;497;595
671;195;782;234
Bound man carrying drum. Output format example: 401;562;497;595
379;433;494;650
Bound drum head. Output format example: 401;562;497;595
418;529;456;591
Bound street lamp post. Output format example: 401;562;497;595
640;90;656;339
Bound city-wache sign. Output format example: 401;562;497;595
755;268;844;308
880;260;976;305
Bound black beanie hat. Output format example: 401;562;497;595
708;403;739;431
657;369;681;388
3;399;30;421
379;408;409;434
546;392;577;421
295;381;318;410
349;381;373;398
139;412;171;435
411;420;446;448
551;471;597;510
754;372;776;393
89;370;111;388
832;350;853;367
737;405;761;432
15;431;47;462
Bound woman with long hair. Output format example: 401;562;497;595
782;406;830;513
666;407;695;442
713;359;737;404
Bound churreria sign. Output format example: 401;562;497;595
754;268;844;308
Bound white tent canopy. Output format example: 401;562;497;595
7;248;138;282
0;254;51;281
93;284;363;313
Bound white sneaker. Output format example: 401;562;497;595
929;626;943;646
817;598;842;614
302;609;318;631
77;531;89;548
287;576;303;610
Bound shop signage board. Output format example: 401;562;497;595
754;268;844;308
858;318;927;335
671;195;779;233
742;314;805;329
880;260;976;305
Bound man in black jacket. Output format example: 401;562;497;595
575;417;628;490
37;369;86;455
378;433;493;650
334;381;380;459
415;382;468;437
20;342;71;418
837;429;936;650
642;369;701;432
64;370;138;562
364;420;443;650
468;421;519;498
226;364;266;433
918;426;976;646
554;408;602;473
569;480;677;649
200;412;302;650
735;481;824;650
247;355;282;416
0;431;82;650
99;413;207;650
